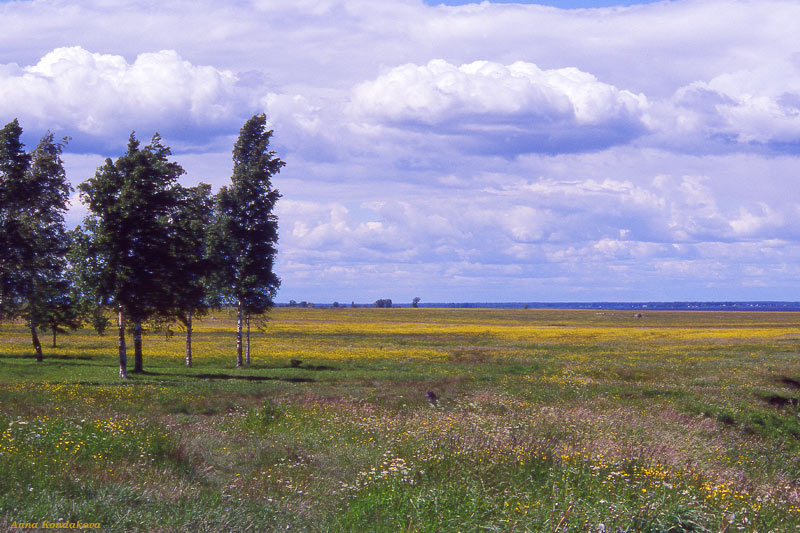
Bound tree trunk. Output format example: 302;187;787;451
30;318;43;362
118;306;127;379
133;320;143;373
51;326;57;348
245;314;251;366
185;312;192;367
236;300;243;367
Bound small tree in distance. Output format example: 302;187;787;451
412;297;421;308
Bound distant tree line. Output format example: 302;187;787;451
283;298;422;309
0;114;282;378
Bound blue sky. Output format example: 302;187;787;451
427;0;665;6
1;0;799;303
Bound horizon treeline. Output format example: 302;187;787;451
0;114;283;378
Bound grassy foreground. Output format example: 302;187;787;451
1;307;800;531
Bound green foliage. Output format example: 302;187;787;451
241;399;282;435
77;133;184;324
76;132;188;374
207;114;283;315
166;183;215;326
0;121;32;317
0;122;73;360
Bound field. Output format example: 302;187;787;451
1;307;800;531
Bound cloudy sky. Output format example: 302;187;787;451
1;0;799;303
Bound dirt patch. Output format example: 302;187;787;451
780;377;800;389
764;394;798;408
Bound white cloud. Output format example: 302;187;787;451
4;0;800;300
350;59;649;154
656;56;800;149
729;204;787;238
0;46;248;146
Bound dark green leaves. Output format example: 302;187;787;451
209;114;283;315
77;132;185;322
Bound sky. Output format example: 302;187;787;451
428;1;665;6
1;0;799;304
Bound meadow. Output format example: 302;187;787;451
1;307;800;531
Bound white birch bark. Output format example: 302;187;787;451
185;312;192;367
118;306;127;379
236;300;243;367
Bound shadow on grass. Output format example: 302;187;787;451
134;370;316;383
763;394;799;408
242;362;337;371
195;373;316;383
780;377;800;389
0;352;95;361
288;363;336;371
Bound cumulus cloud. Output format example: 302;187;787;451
0;46;249;148
4;0;800;300
276;162;800;292
654;56;800;150
349;59;649;154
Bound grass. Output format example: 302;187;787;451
1;307;800;531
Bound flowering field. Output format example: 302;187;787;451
1;307;800;531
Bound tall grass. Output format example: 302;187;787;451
1;308;799;531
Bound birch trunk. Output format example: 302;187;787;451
245;314;251;366
133;320;143;373
185;312;192;367
30;317;43;362
118;306;127;379
236;300;243;367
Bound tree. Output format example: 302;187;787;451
68;226;110;336
165;183;214;367
77;133;183;377
0;123;73;361
0;119;31;322
40;291;82;348
412;297;421;308
24;133;74;356
208;114;283;367
375;299;392;308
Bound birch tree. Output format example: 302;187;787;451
166;183;214;367
208;114;282;367
0;119;30;323
22;132;73;360
78;133;183;377
0;122;72;361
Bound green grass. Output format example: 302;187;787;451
1;308;800;531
